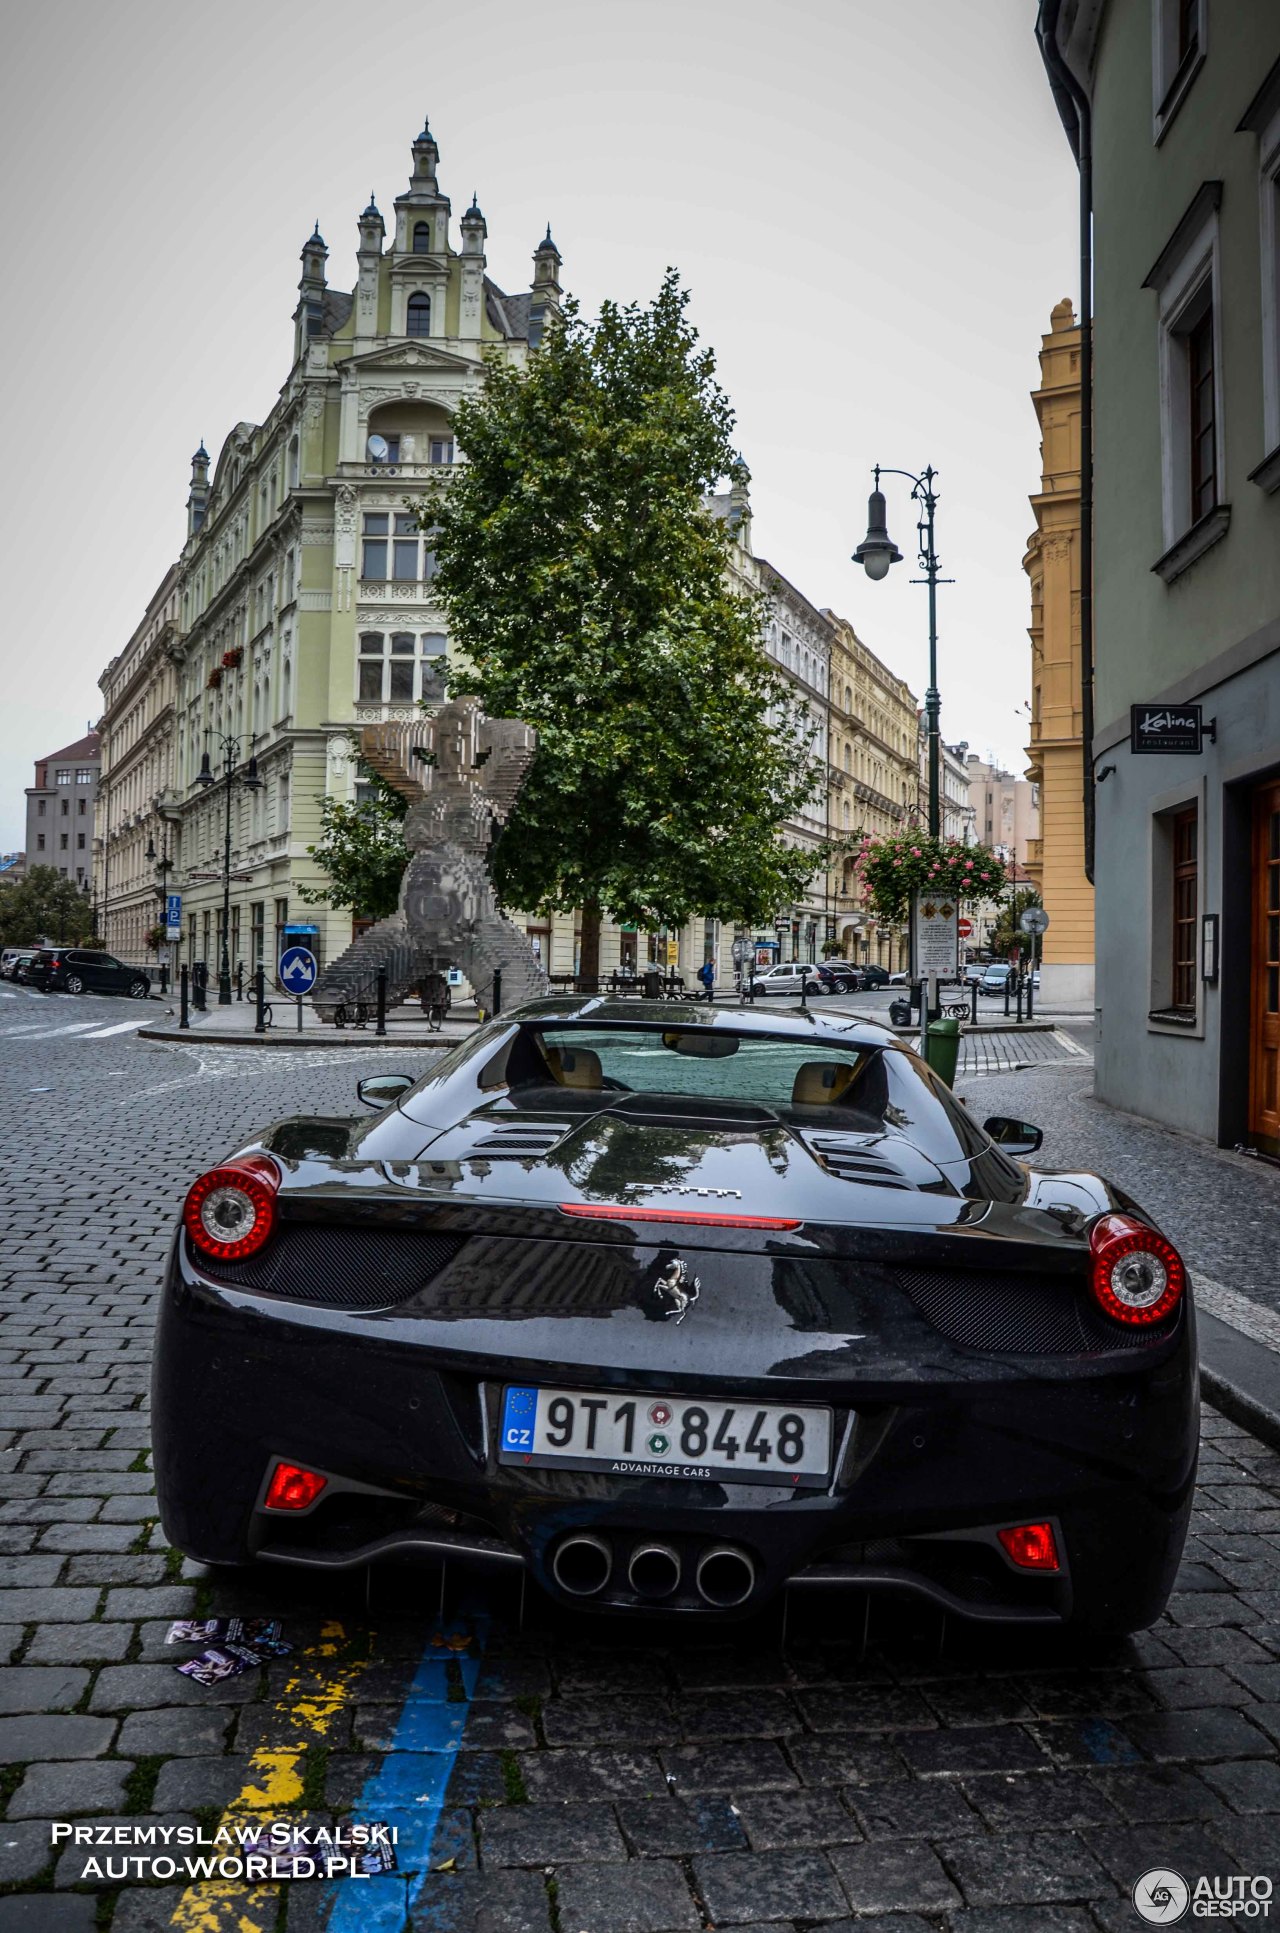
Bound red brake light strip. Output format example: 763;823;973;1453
559;1203;801;1230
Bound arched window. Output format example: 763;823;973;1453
412;221;432;254
843;744;851;774
406;292;431;337
844;683;852;713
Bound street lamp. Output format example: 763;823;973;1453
196;732;262;1005
854;464;948;839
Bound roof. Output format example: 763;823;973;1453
37;731;100;765
484;279;531;340
502;995;899;1052
323;290;353;333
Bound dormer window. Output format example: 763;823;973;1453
406;293;432;337
412;221;432;254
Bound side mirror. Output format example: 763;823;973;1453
983;1115;1044;1156
357;1074;414;1110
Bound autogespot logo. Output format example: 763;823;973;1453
1133;1869;1275;1921
1134;1872;1190;1925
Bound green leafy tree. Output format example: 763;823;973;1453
297;769;409;922
988;885;1044;961
408;270;826;976
0;865;97;949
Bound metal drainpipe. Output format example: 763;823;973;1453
1036;0;1095;883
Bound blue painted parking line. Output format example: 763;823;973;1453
321;1623;486;1932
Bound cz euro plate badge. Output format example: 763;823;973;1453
500;1384;832;1486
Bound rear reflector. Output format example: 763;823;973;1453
559;1203;801;1230
997;1522;1059;1572
263;1463;327;1512
1088;1212;1185;1326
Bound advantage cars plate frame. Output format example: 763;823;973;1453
499;1383;833;1487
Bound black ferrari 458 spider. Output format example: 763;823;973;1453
153;998;1197;1635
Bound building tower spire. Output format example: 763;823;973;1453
187;441;210;539
293;223;329;361
527;224;563;347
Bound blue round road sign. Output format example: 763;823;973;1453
278;945;318;995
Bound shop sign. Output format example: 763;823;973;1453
1129;703;1205;754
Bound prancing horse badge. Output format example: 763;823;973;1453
650;1258;700;1324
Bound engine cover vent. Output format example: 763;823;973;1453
473;1121;572;1159
804;1134;912;1189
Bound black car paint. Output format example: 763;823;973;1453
152;998;1198;1633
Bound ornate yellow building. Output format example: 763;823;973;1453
825;611;920;972
1024;298;1094;1003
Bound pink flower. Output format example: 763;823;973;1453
911;847;921;857
964;860;974;870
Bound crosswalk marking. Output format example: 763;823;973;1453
80;1016;155;1038
0;1021;109;1040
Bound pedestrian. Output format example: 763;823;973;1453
698;958;715;1003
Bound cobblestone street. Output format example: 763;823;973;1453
3;998;1280;1931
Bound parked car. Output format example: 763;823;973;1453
962;963;987;987
979;964;1014;996
29;948;151;999
155;995;1197;1636
859;964;891;988
812;964;862;994
1;948;34;980
888;971;910;985
10;951;42;985
750;962;825;996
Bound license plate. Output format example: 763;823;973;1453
499;1385;832;1487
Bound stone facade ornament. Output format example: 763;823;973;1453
312;697;549;1020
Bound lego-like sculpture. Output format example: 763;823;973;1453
313;699;549;1020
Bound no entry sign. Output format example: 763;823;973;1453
957;918;973;939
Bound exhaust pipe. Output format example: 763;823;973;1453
628;1542;682;1601
695;1544;756;1609
551;1531;612;1597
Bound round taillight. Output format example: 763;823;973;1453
1088;1212;1185;1326
183;1156;279;1262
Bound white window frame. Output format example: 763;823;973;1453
1145;185;1225;562
1151;0;1206;145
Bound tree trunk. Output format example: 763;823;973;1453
579;899;602;985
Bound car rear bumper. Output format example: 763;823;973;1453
153;1236;1198;1630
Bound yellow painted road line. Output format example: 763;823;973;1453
167;1618;376;1933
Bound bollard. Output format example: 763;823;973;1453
375;968;387;1037
179;965;190;1030
193;961;207;1012
1003;973;1011;1019
1027;960;1036;1022
1016;974;1025;1024
492;967;502;1017
254;965;266;1036
970;978;979;1028
236;962;244;1002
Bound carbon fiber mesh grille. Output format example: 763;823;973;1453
199;1224;466;1310
896;1267;1167;1355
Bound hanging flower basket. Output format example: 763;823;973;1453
852;832;1011;924
221;646;243;670
207;666;223;690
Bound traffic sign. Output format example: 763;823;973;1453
1019;907;1050;936
278;946;318;995
957;917;973;939
165;893;182;942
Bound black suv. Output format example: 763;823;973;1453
31;949;151;999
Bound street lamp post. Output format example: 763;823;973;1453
146;827;174;990
853;465;950;840
196;733;261;1005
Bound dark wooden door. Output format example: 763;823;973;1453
1250;782;1280;1154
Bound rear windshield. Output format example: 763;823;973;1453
529;1026;870;1111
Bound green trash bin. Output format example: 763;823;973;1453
924;1013;961;1088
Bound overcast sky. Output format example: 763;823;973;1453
0;0;1076;852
